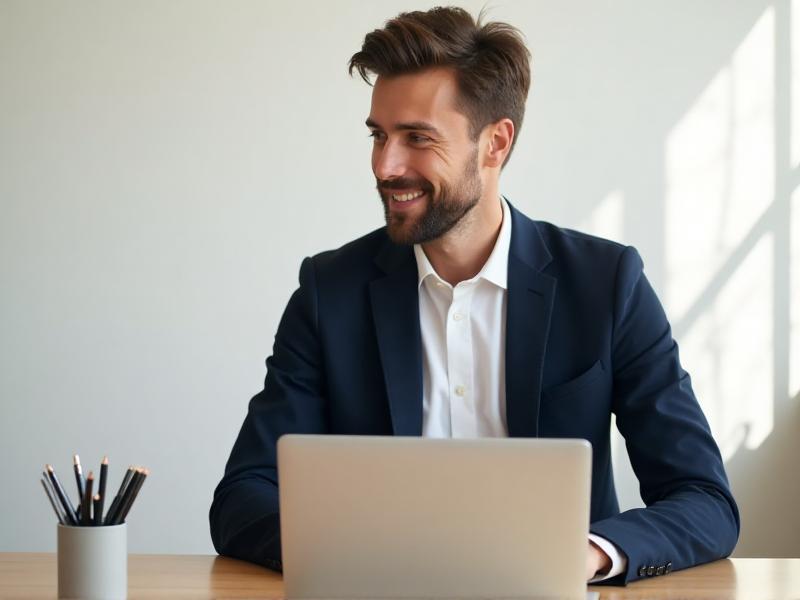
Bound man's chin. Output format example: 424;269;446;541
386;223;418;246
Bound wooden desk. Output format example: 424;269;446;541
1;554;798;599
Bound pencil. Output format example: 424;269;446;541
115;468;148;524
81;471;94;525
73;454;85;514
104;466;135;525
46;465;78;525
40;478;65;524
108;468;142;525
92;494;102;526
42;474;68;525
97;456;108;525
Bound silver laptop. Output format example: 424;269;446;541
278;435;592;599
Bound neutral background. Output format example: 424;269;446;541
2;0;798;557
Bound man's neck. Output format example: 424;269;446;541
420;192;504;286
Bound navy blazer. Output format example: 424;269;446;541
209;202;739;583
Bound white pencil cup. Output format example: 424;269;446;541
57;523;127;599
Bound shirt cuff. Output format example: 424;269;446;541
587;533;627;582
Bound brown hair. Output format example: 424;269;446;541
349;6;531;164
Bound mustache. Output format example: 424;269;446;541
376;178;433;193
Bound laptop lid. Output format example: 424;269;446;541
278;435;592;599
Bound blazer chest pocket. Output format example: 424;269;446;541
542;359;605;401
539;359;611;439
539;359;608;439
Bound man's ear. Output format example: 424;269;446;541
483;118;515;168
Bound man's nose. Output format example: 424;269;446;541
373;141;408;181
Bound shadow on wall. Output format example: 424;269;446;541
525;0;800;557
726;392;800;557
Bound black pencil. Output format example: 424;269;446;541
40;478;65;524
104;466;135;525
46;465;78;525
108;468;142;525
115;468;148;524
97;456;108;525
43;474;68;525
81;471;94;525
92;494;102;526
73;454;85;514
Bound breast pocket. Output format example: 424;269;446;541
542;359;605;401
539;360;610;438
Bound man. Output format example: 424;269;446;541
210;7;739;584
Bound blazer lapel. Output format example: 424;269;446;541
505;205;557;438
369;238;423;436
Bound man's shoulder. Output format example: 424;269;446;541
512;207;632;270
307;225;394;279
539;221;628;259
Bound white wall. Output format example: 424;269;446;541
1;0;797;557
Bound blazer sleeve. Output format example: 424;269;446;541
589;246;740;583
209;257;327;571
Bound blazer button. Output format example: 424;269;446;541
656;565;665;576
665;562;673;574
647;565;655;576
638;566;647;577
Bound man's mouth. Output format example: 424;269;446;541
391;190;425;202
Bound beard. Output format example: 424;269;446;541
377;147;482;245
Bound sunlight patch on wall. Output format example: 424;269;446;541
578;189;624;242
681;235;774;460
664;7;775;457
665;8;774;320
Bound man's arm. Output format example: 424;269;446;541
589;246;740;584
209;257;326;570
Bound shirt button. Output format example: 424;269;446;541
452;313;464;321
454;385;466;397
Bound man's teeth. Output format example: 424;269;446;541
391;191;424;202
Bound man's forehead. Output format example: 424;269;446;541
367;68;467;131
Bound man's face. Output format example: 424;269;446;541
367;68;483;245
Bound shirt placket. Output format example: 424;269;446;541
447;282;475;438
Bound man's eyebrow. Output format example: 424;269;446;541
365;118;442;136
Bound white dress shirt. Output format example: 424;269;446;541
415;197;626;581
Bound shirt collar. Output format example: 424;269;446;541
413;196;512;290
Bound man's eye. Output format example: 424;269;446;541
409;134;430;143
368;131;386;142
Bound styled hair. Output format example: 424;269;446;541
349;6;531;164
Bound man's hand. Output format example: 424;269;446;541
586;541;612;581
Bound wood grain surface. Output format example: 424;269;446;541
1;554;798;599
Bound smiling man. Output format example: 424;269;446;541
367;67;500;285
210;7;739;585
